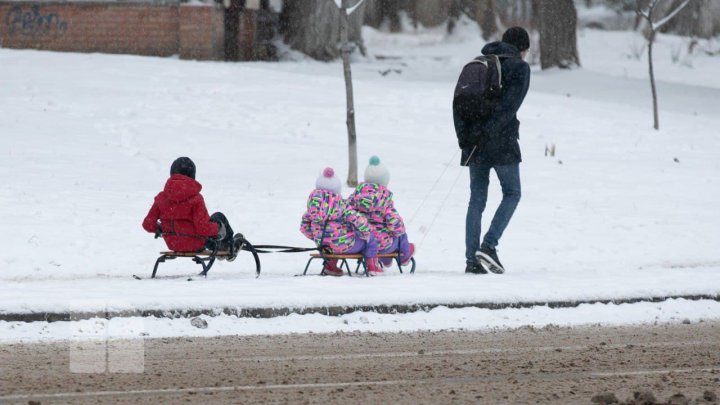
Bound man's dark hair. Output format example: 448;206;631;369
170;157;196;179
502;26;530;52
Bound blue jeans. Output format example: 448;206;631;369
465;163;521;264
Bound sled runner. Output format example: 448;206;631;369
146;239;261;279
303;252;416;277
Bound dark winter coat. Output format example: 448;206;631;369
456;41;531;167
142;174;219;252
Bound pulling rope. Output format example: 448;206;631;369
407;148;459;225
402;147;467;251
250;245;318;254
250;203;332;255
416;162;465;251
154;219;318;254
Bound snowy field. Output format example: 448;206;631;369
1;22;719;342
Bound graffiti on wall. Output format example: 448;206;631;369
5;5;68;36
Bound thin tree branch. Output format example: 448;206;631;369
334;0;365;15
641;0;660;21
653;0;691;31
636;0;659;21
346;0;366;15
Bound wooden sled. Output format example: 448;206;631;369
150;241;261;279
303;252;416;277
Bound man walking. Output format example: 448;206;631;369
455;27;531;274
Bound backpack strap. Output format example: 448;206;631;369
490;55;503;89
464;59;489;71
467;55;504;89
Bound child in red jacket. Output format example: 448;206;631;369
142;157;242;260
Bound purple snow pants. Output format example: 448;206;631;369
379;234;411;266
345;233;378;258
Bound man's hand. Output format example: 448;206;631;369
459;134;482;149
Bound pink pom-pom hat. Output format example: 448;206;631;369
315;166;342;195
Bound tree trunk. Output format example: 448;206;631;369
364;0;403;32
637;0;693;130
341;0;359;187
447;0;498;38
648;30;659;130
535;0;580;69
279;0;366;61
496;0;533;28
476;0;499;40
414;0;452;27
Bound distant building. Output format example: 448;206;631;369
0;0;277;60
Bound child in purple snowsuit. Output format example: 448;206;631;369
348;156;415;271
300;167;382;276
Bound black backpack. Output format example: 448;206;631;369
453;55;504;146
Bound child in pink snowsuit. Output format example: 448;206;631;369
300;167;381;276
348;156;415;271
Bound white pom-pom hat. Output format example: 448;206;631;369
364;156;390;187
315;167;342;195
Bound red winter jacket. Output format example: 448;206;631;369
142;174;219;252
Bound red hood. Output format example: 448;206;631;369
162;174;202;203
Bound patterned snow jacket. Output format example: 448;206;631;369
142;174;219;252
348;183;406;251
300;189;372;254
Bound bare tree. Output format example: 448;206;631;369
636;0;691;130
496;0;534;28
339;0;364;187
449;0;499;39
414;0;453;27
279;0;366;61
364;0;404;32
476;0;499;39
534;0;580;69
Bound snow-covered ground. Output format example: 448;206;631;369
2;299;718;343
1;22;719;342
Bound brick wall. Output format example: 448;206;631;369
0;3;179;56
179;4;224;60
0;1;232;60
237;9;256;60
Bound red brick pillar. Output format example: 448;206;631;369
238;9;257;61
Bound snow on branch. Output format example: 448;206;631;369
652;0;691;31
636;0;658;20
334;0;366;15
